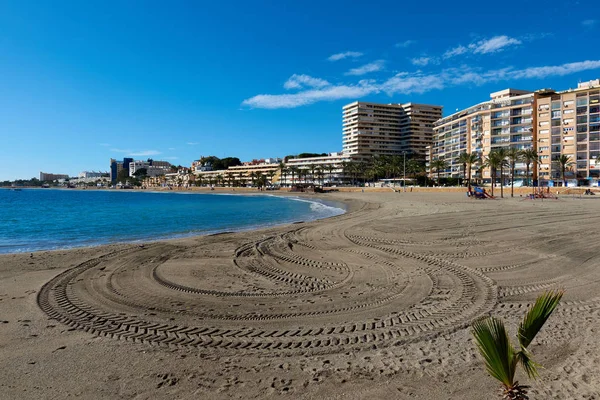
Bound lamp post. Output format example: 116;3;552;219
403;151;406;192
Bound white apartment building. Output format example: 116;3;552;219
129;160;171;177
282;152;354;186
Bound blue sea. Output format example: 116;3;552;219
0;189;345;254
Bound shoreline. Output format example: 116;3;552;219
1;191;599;399
0;190;352;256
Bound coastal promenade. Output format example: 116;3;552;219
1;192;599;399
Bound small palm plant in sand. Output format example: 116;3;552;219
472;290;563;400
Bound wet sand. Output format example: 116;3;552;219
1;191;599;399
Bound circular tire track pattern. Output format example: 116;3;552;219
37;201;600;359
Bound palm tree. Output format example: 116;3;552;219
457;152;469;186
309;164;317;185
484;151;505;197
506;148;521;198
280;167;288;187
315;166;324;186
458;152;479;188
556;155;574;187
496;148;509;198
267;170;276;186
249;171;258;187
288;166;299;187
520;149;538;188
278;161;286;185
216;174;224;187
226;172;234;187
406;159;424;184
325;163;336;186
472;290;563;400
429;158;448;186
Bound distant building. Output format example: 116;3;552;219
283;152;354;186
40;172;69;181
78;171;108;179
128;159;172;177
342;101;442;159
194;159;281;186
110;158;133;183
191;159;213;172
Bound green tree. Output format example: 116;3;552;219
472;290;563;399
429;158;448;186
325;163;336;186
484;151;505;197
288;166;299;187
506;148;522;198
520;149;539;188
116;168;130;184
458;152;479;188
555;154;574;187
226;172;234;187
495;148;509;198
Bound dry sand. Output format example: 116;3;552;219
1;191;599;399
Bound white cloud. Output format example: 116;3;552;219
582;19;597;28
242;59;600;109
443;45;468;59
395;40;415;48
186;142;199;145
381;72;445;95
242;81;378;109
345;60;385;76
411;57;437;66
470;35;521;54
168;147;176;150
284;74;330;90
327;51;363;61
444;35;521;58
509;60;600;79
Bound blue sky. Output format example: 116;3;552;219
1;0;599;180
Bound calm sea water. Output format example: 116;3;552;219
0;189;345;254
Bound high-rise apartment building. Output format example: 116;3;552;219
342;101;442;159
428;89;534;182
535;80;600;185
426;79;600;187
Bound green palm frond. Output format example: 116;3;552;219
518;290;564;349
515;347;540;379
472;316;516;387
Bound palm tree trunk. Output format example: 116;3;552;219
491;170;495;197
500;166;504;198
467;164;471;188
511;165;515;197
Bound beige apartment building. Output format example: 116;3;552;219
427;79;600;186
342;101;442;160
194;161;280;186
428;89;535;183
535;80;600;185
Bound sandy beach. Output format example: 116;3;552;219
1;191;599;399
